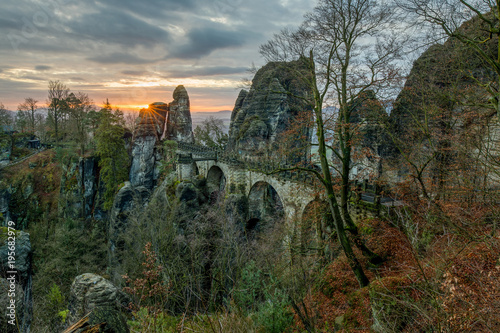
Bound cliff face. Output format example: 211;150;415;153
386;13;499;184
59;156;99;221
227;59;313;162
390;13;498;136
347;91;391;179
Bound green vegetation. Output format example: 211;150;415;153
95;106;129;210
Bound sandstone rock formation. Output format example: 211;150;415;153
227;59;313;163
130;86;195;190
108;182;149;280
66;273;129;331
346;91;390;179
166;85;195;143
59;156;99;221
390;14;498;136
387;13;500;185
129;103;168;190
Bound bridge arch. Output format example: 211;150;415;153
247;181;284;234
206;165;226;198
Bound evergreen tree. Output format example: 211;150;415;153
95;102;129;210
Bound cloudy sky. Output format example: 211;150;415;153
0;0;314;112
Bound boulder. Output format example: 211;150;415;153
67;273;129;330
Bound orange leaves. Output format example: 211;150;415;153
439;241;500;332
122;242;172;316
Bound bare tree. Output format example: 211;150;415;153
67;92;94;155
47;80;69;142
124;111;138;133
194;116;228;149
260;0;405;286
17;97;38;133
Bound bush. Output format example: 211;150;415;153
254;287;293;333
128;308;179;333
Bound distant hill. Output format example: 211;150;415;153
191;110;232;132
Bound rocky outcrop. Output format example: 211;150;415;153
0;134;11;167
171;178;209;229
59;157;98;221
347;91;391;179
129;102;168;190
166;85;195;144
0;230;32;281
129;135;158;189
130;86;195;189
386;12;499;184
0;188;11;224
227;59;313;163
391;23;497;136
0;229;33;332
67;273;129;331
0;151;60;228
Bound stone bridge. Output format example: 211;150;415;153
174;143;397;237
175;143;323;227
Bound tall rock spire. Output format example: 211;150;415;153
166;85;195;144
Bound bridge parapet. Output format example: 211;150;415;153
177;142;318;186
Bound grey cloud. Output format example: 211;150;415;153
0;17;19;30
35;65;51;71
165;66;248;78
96;0;202;19
67;8;170;48
0;77;38;90
170;25;252;59
121;70;149;76
87;53;159;65
21;75;46;81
